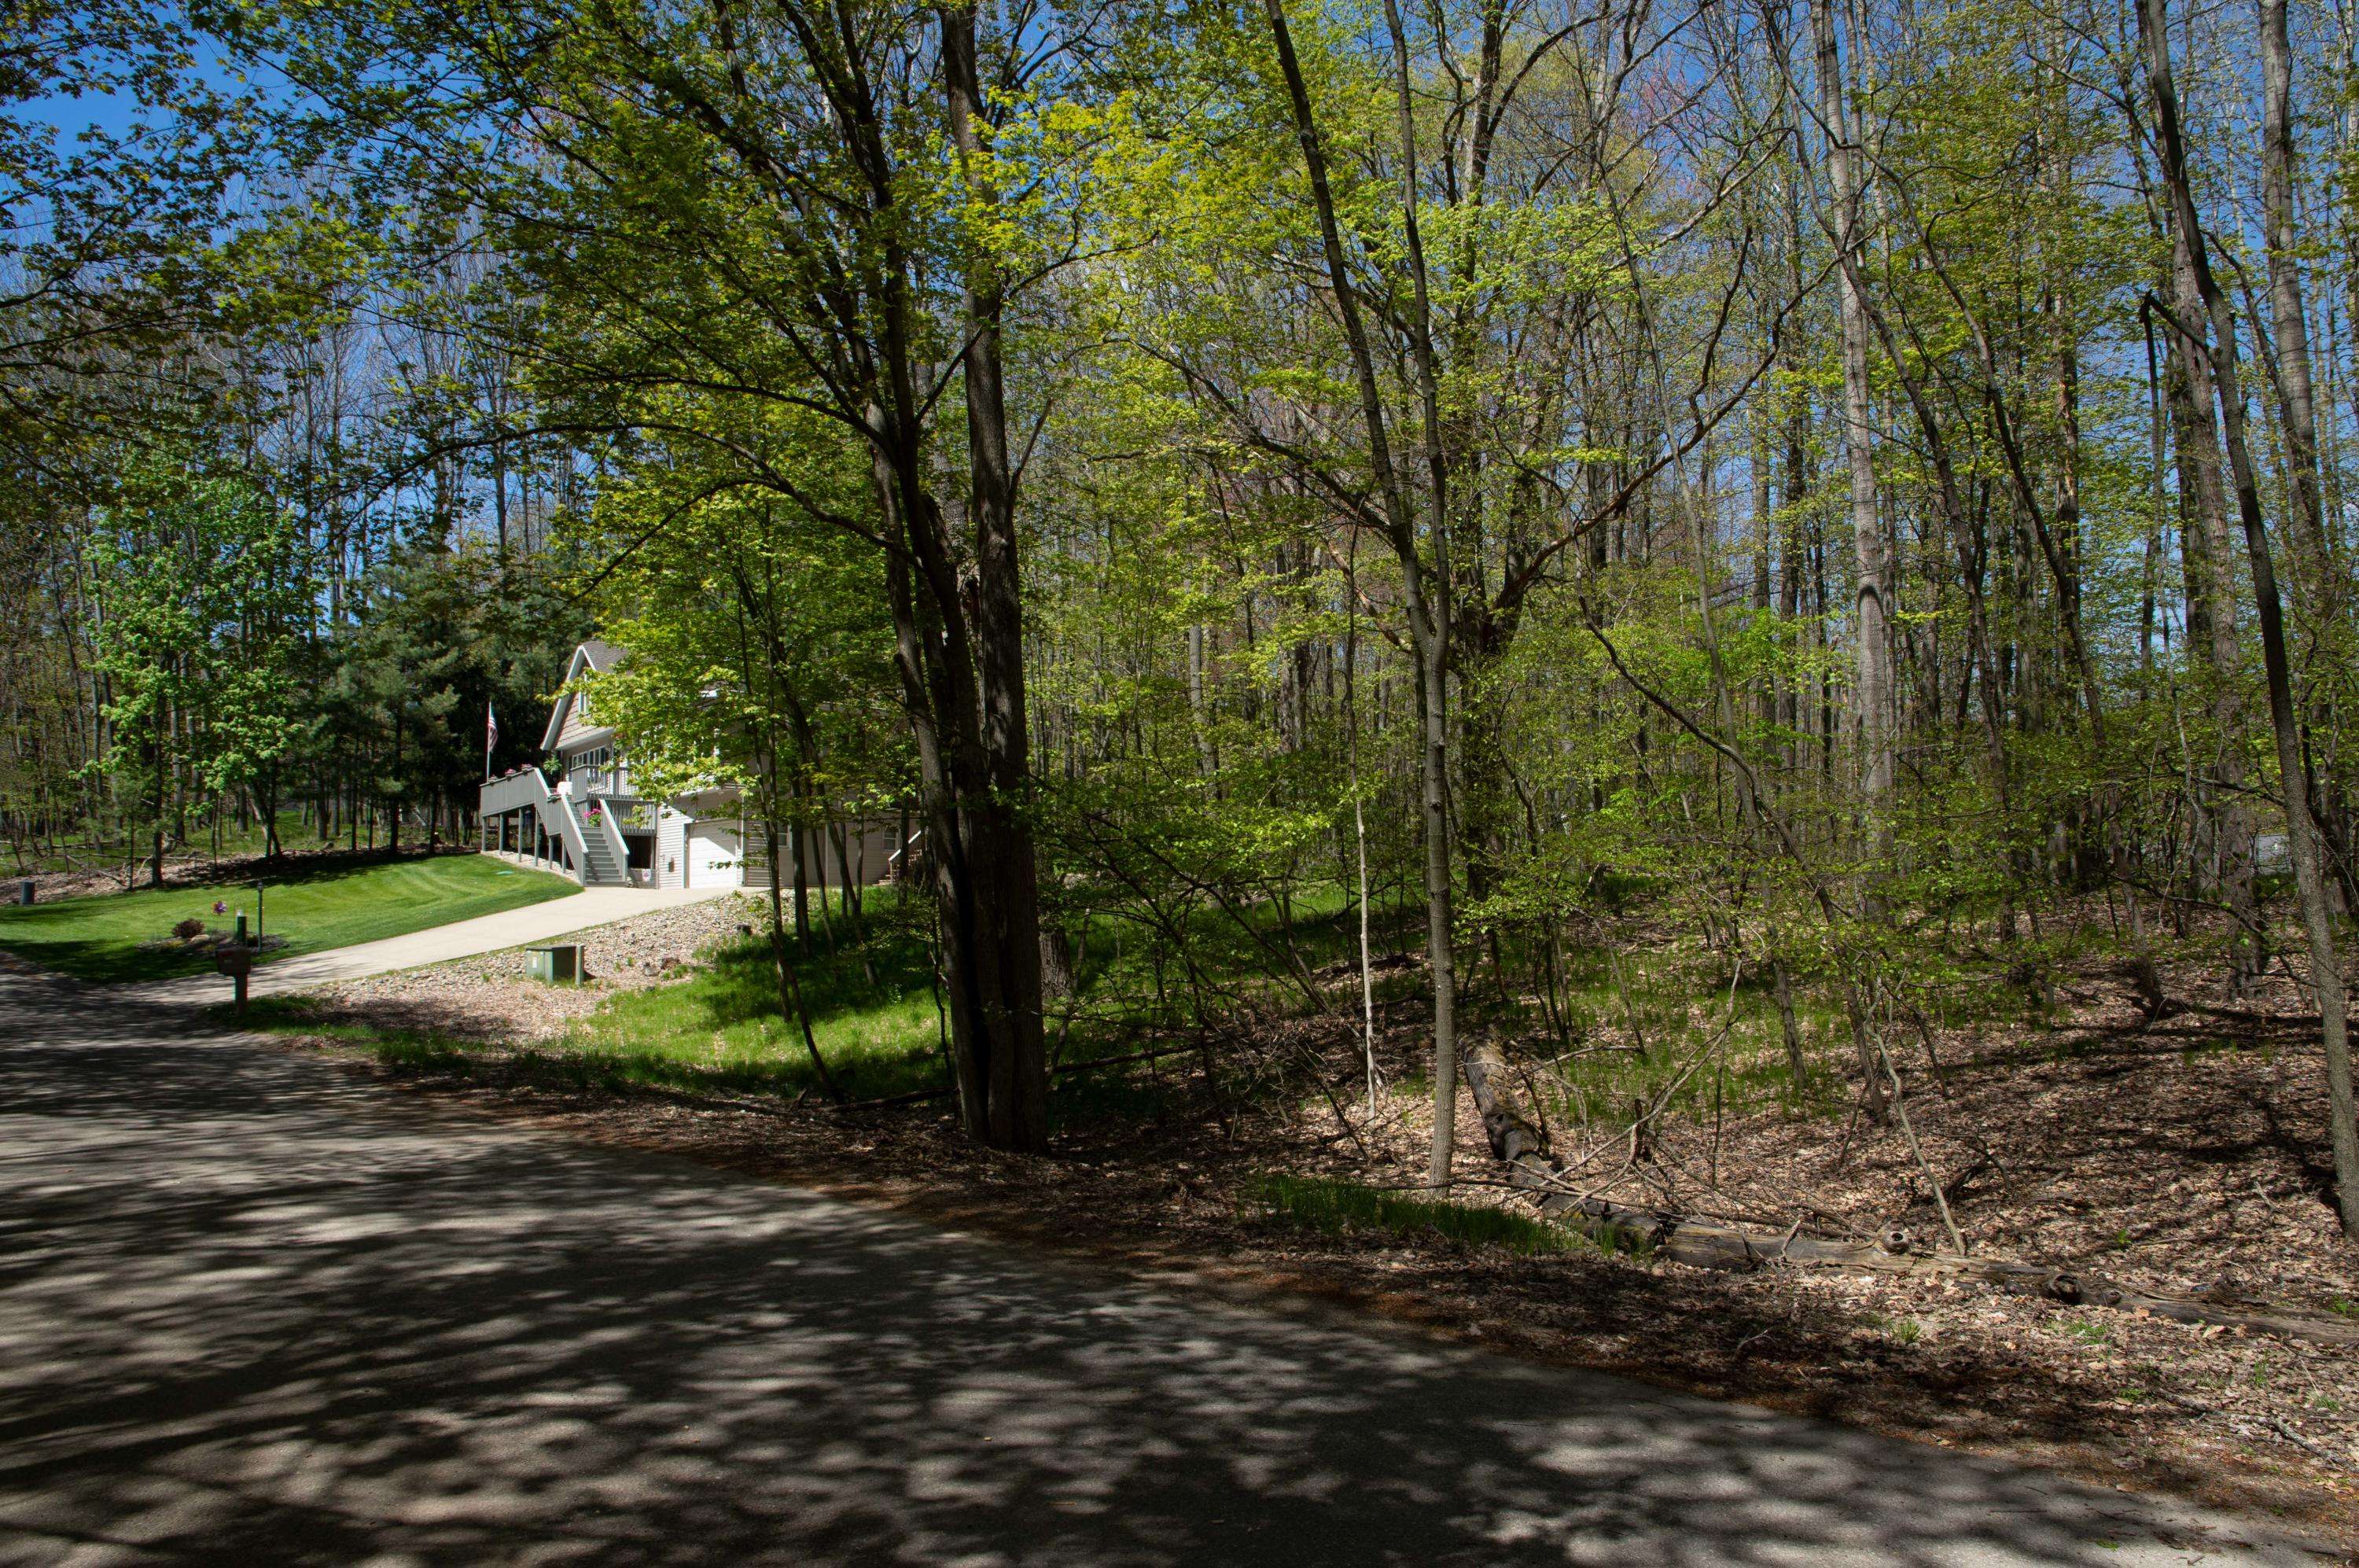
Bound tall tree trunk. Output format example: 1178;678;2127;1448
2144;0;2359;1238
148;720;164;889
1810;0;1894;902
2149;81;2264;989
941;6;1051;1152
2258;0;2359;918
2260;0;2334;592
1272;0;1461;1184
762;807;842;1102
808;2;1053;1153
792;818;811;947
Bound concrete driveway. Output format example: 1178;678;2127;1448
0;969;2338;1566
116;883;737;1010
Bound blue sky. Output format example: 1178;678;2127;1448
15;36;282;145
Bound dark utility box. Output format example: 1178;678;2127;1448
527;944;583;985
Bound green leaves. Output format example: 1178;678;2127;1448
90;456;309;825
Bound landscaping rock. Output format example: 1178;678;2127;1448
305;894;767;1043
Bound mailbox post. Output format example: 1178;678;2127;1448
215;944;256;1018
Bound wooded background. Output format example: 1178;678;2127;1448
6;0;2357;1189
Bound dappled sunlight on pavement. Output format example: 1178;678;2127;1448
0;970;2335;1565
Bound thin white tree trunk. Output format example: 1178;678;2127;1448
1809;0;1893;897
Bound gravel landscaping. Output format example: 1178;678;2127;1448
300;893;769;1043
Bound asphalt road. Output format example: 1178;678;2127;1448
0;966;2339;1566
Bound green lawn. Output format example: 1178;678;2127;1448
547;883;1344;1106
558;895;948;1099
236;887;951;1100
0;852;580;983
239;885;1191;1122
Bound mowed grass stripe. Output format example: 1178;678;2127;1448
0;853;580;984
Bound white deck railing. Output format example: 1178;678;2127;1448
481;767;554;816
480;767;602;881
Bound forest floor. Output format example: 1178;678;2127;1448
232;896;2359;1548
13;816;429;898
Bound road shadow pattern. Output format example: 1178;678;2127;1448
0;973;2331;1566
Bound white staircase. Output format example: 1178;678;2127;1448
571;799;627;885
480;767;628;886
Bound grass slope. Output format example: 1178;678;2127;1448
528;884;1333;1117
1245;1173;1600;1257
244;885;1205;1128
556;898;948;1099
0;852;579;983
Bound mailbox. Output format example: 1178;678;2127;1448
215;943;257;1018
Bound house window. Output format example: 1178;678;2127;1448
624;831;653;870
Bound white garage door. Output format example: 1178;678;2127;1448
685;821;743;888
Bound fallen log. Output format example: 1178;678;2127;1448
1458;1040;2359;1349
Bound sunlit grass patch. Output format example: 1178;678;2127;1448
565;893;947;1099
1242;1172;1587;1257
237;992;867;1098
234;1002;480;1074
1;852;579;985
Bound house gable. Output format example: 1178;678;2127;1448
540;639;627;753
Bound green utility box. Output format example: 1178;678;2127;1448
527;944;583;985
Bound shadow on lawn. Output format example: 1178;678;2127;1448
516;894;1209;1115
0;969;2317;1566
238;893;1213;1133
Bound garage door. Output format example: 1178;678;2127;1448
684;821;743;888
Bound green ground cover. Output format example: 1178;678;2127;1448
237;887;951;1102
0;852;578;983
1243;1173;1598;1257
559;894;949;1099
241;883;1256;1122
219;863;1952;1150
551;882;1401;1104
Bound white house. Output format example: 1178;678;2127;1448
479;639;902;891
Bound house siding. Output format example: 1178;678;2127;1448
657;806;687;889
